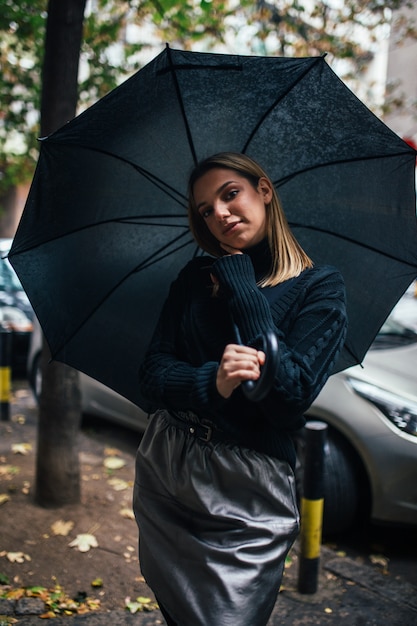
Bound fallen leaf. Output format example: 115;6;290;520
68;533;98;552
103;457;126;470
104;447;122;456
12;413;26;424
107;477;129;491
125;595;159;614
40;610;58;618
370;553;389;573
0;465;19;477
51;520;74;536
0;616;17;624
3;588;26;600
6;551;31;563
11;443;32;455
120;507;135;520
0;493;10;505
91;578;103;588
1;582;101;617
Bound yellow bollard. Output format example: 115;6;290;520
0;329;12;421
297;421;327;594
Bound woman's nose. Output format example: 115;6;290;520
213;202;231;220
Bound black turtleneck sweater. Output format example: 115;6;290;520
138;240;347;469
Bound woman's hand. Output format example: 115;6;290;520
220;243;243;255
216;344;266;399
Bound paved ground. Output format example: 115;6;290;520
3;546;417;625
1;382;417;625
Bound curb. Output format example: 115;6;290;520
3;550;417;625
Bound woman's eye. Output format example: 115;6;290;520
225;189;238;200
200;207;212;219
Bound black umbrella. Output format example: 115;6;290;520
9;46;417;409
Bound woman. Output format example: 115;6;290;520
133;152;347;626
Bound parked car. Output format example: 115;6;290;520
0;239;33;320
0;239;33;375
302;314;417;534
28;301;417;534
28;316;148;430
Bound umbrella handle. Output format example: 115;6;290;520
235;328;280;402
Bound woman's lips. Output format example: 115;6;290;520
223;221;241;235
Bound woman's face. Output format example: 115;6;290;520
192;168;272;252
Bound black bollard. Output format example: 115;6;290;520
297;420;328;594
0;328;12;421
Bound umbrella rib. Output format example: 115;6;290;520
8;216;190;256
166;44;198;166
51;233;196;360
131;162;188;206
243;56;324;154
289;223;417;268
45;139;188;207
273;150;416;187
132;235;195;272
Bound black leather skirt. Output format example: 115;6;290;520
133;410;300;626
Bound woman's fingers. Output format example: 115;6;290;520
216;344;266;399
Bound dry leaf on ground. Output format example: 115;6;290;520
107;477;129;491
51;520;75;536
11;443;32;455
68;533;98;552
125;595;159;614
103;457;126;470
120;507;135;520
4;551;31;563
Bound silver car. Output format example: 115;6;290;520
28;293;417;534
28;317;148;430
304;312;417;533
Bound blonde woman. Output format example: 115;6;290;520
134;152;347;626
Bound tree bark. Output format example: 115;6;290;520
35;0;86;507
35;353;82;506
40;0;87;137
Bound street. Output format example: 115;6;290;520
83;412;417;590
2;384;417;625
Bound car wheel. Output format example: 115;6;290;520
322;432;360;534
294;425;366;535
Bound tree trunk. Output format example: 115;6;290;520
35;352;82;506
40;0;87;137
35;0;86;507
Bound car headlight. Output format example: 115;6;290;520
347;378;417;437
0;306;33;332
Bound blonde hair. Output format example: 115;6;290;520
187;152;313;286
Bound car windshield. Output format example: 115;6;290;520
0;257;24;291
372;316;417;349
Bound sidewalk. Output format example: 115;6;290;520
3;545;417;625
1;382;417;625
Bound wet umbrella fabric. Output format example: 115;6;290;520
9;47;417;409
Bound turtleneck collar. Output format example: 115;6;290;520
244;238;273;282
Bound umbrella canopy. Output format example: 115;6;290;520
9;46;417;409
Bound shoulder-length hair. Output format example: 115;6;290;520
187;152;313;286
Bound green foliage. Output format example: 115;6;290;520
0;0;47;194
0;0;415;195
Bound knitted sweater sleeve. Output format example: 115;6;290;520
138;263;226;413
212;254;347;426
